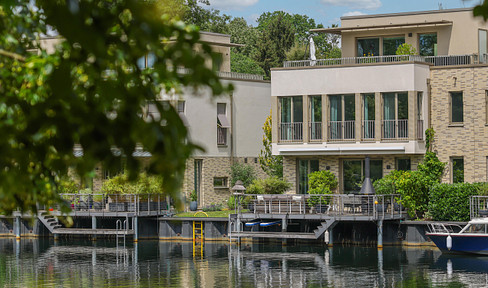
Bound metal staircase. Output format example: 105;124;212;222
38;212;62;233
313;218;337;238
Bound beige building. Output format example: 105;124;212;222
272;8;488;194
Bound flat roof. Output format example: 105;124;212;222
341;7;473;20
311;20;453;34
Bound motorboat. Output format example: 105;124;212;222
426;218;488;255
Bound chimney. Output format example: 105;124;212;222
360;156;375;195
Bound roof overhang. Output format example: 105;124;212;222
311;20;453;35
279;146;406;156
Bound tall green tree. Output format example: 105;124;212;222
0;0;231;214
259;112;283;178
255;13;294;78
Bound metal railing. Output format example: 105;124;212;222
470;196;488;219
217;126;227;145
56;193;170;216
329;120;355;141
283;54;485;68
177;67;264;81
279;122;303;142
417;119;424;140
233;193;403;219
362;120;375;140
382;119;408;140
309;122;322;141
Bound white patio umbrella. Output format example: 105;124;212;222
309;37;316;66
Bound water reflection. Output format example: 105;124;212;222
0;239;488;287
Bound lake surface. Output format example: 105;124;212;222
1;238;487;287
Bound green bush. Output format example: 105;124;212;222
230;162;257;188
307;170;338;207
101;172;164;195
227;195;237;210
429;183;483;221
57;178;79;194
247;177;291;194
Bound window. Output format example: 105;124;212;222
309;95;322;141
213;53;223;71
357;38;379;57
452;157;464;183
362;93;375;139
217;103;230;145
450;92;463;123
329;94;355;140
280;96;303;141
382;92;408;139
178;100;189;126
343;159;383;194
137;53;156;69
479;30;487;63
213;177;228;188
419;33;437;56
396;158;411;171
194;159;202;205
297;159;319;194
417;92;423;139
383;36;405;56
145;101;169;122
103;161;124;180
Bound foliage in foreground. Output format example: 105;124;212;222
0;0;231;213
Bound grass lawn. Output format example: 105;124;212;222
174;209;247;218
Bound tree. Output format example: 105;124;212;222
231;52;265;75
0;0;231;214
259;112;283;178
255;13;294;78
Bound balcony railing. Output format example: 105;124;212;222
362;120;375;140
329;120;355;141
217;126;227;145
417;120;424;140
283;54;486;68
280;122;303;142
309;122;322;141
382;119;408;140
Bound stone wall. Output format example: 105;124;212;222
430;66;488;183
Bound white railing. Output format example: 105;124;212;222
279;122;303;142
329;120;355;141
382;119;408;140
362;120;375;140
283;54;484;68
309;122;322;141
176;67;264;81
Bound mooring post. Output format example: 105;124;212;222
91;216;97;241
282;217;287;246
14;216;21;240
327;228;334;247
377;220;383;249
133;216;138;242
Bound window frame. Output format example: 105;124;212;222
418;33;437;56
217;103;229;146
213;177;228;188
451;157;464;184
297;159;320;194
449;91;464;124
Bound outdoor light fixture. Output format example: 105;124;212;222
232;180;246;193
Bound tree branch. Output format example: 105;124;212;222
0;49;26;62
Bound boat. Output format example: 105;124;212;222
426;218;488;255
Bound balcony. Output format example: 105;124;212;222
309;122;322;141
283;54;487;68
382;119;408;140
279;122;303;142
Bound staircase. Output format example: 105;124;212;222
313;218;337;238
38;212;62;233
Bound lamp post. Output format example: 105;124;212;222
231;180;246;213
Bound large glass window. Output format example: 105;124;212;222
450;92;463;123
343;159;383;194
298;159;319;194
310;96;322;140
382;92;408;139
419;33;437;56
329;94;355;140
452;157;464;183
383;36;405;55
362;94;375;139
357;38;379;57
280;96;303;141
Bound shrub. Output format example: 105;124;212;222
307;170;338;207
429;183;482;221
202;203;223;212
57;178;79;194
227;195;238;210
101;172;164;195
247;177;291;194
230;162;257;188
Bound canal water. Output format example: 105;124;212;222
1;238;487;287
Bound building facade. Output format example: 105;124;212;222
272;8;488;194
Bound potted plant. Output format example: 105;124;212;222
189;190;198;211
306;171;338;213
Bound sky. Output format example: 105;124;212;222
206;0;482;26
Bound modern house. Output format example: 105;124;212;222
271;8;488;194
90;32;270;207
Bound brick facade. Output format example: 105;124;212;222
430;66;488;183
